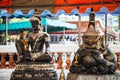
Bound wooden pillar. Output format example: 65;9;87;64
116;52;120;70
65;52;71;69
8;53;14;68
57;52;63;69
0;53;6;68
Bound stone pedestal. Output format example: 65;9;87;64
10;62;58;80
67;71;120;80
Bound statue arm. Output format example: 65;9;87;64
45;37;50;53
44;33;50;53
27;33;33;52
15;40;23;56
94;52;116;67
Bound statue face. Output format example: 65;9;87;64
31;20;40;33
31;20;39;30
30;16;41;33
83;36;99;46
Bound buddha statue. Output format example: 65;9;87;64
11;9;58;80
15;9;52;63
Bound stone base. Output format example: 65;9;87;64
67;71;120;80
10;62;58;80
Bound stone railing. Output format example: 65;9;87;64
0;44;120;70
0;52;75;69
0;44;78;69
1;52;120;70
0;53;16;68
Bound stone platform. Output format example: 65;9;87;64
67;71;120;80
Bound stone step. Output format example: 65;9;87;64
67;71;120;80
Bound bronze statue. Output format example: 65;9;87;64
69;8;117;74
11;9;58;80
15;9;52;63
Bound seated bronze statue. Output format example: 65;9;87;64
15;11;52;63
11;9;58;80
69;8;117;74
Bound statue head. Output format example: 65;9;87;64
30;9;42;33
81;7;101;49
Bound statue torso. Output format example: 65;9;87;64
28;32;49;53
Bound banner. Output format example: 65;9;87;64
55;0;120;5
0;0;12;13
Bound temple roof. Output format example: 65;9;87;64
49;21;116;37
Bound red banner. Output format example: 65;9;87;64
0;0;12;13
55;0;115;5
114;0;120;2
54;2;120;13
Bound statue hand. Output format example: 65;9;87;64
30;52;35;61
44;52;52;59
106;61;115;67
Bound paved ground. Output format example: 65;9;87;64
0;69;15;80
